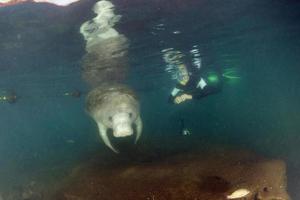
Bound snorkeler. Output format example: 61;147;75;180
163;48;222;104
169;66;222;104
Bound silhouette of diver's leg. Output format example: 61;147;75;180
179;117;185;135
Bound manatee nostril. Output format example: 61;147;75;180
129;113;133;118
109;116;113;122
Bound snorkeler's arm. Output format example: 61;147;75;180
192;79;222;100
169;88;193;104
168;87;182;104
174;94;192;104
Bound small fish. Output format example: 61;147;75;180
173;30;181;34
227;188;250;199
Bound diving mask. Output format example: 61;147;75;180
177;64;190;85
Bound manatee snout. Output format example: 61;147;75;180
112;113;133;137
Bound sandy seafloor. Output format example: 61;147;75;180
0;136;292;200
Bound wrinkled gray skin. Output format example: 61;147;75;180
86;84;142;153
81;0;143;153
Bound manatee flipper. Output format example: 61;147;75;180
97;122;119;153
134;116;142;144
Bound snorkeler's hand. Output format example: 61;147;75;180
174;94;192;104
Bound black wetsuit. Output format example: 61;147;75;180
168;71;222;104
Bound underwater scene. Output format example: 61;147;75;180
0;0;300;199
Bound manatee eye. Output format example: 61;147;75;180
108;116;112;122
129;113;133;118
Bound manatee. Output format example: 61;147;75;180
80;0;143;153
86;84;142;153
